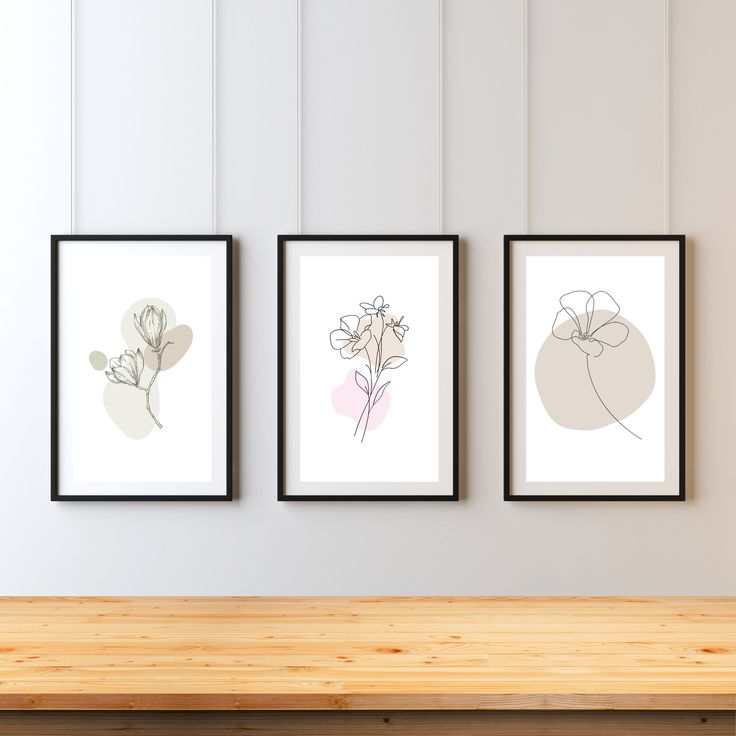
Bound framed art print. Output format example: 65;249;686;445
505;234;685;501
51;235;232;500
278;234;458;501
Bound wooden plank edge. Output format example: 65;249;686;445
0;693;733;711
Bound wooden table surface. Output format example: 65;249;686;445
0;596;734;711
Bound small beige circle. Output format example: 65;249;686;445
88;350;107;371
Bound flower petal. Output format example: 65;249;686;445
559;290;591;333
592;320;629;347
144;307;159;346
135;348;144;376
340;345;359;359
552;309;580;340
330;329;353;350
112;366;136;385
105;371;121;384
359;302;374;310
587;290;620;334
159;307;167;334
133;314;147;342
571;336;604;357
339;315;360;333
124;349;140;371
373;296;384;309
354;329;372;351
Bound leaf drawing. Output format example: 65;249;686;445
355;371;369;394
372;381;391;406
382;356;407;371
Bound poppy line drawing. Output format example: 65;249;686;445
105;304;175;429
551;289;642;440
329;295;409;442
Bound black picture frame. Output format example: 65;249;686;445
504;234;686;502
278;234;459;502
51;234;233;502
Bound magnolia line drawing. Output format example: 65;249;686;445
329;295;409;442
551;289;642;439
105;305;174;429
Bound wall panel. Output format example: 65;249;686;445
0;0;734;594
0;0;70;588
75;0;212;232
302;0;438;232
670;0;736;549
528;0;665;233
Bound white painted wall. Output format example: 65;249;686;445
1;0;734;594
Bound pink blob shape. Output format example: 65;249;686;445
331;369;390;431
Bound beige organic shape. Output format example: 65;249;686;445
535;311;655;430
103;380;160;439
145;324;193;371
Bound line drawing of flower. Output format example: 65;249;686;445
551;290;641;439
329;315;373;359
329;295;408;442
387;315;409;342
134;304;167;349
105;304;175;430
106;349;144;387
359;295;389;316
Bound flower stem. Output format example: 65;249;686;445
585;355;641;440
361;401;372;443
145;389;163;429
144;341;173;430
353;319;392;442
354;347;373;437
354;398;369;438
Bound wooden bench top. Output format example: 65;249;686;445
0;596;734;711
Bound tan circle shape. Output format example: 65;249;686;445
535;311;655;430
144;324;193;371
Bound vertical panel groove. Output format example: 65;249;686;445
437;0;443;234
296;0;302;234
522;0;528;234
212;0;217;234
663;0;670;233
70;0;75;234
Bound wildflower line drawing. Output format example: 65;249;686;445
329;295;408;442
105;304;174;429
551;289;642;439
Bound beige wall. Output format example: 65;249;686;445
0;0;733;593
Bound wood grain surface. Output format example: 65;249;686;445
0;597;733;711
0;710;733;735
